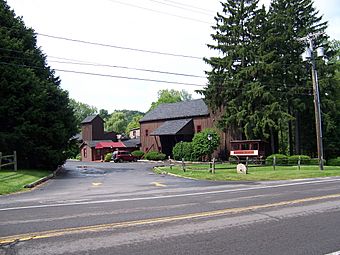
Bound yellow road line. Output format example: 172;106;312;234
151;182;167;187
1;193;340;245
92;182;102;187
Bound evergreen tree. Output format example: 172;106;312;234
202;0;285;153
267;0;337;158
0;1;77;170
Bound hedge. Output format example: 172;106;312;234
131;150;144;158
328;157;340;166
144;151;166;161
265;154;288;165
288;155;311;165
104;153;112;162
172;142;195;161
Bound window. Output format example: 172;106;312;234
197;125;202;133
232;144;239;150
241;143;250;150
83;148;87;158
252;143;259;150
145;129;149;136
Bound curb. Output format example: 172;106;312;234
24;166;63;189
153;166;200;181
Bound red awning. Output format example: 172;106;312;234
95;142;126;149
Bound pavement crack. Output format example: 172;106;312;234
0;239;20;255
249;209;281;221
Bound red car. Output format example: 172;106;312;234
112;151;138;163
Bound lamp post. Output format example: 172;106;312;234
207;134;212;171
299;32;325;170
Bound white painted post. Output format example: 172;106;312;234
182;158;185;172
212;158;216;174
14;151;17;171
169;156;172;170
298;156;301;170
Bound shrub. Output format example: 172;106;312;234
328;157;340;166
131;150;144;158
265;154;288;165
104;153;112;162
145;151;166;161
192;128;220;161
172;142;195;161
288;155;311;165
310;158;327;165
75;154;81;161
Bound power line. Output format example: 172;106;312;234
145;0;212;17
0;47;205;78
156;0;216;14
48;59;205;78
0;60;314;95
0;61;206;87
106;0;211;24
54;69;206;87
37;33;203;60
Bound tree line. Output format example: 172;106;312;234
70;89;192;136
200;0;340;159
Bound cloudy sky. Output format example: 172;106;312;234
6;0;340;113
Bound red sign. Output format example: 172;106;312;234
230;150;258;156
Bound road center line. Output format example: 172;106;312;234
1;193;340;245
1;178;340;212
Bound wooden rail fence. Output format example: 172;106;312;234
0;151;17;171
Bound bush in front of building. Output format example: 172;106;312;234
172;142;195;161
144;151;166;161
131;150;144;158
192;128;220;161
288;155;311;165
327;157;340;166
104;153;112;162
265;154;288;165
310;158;327;165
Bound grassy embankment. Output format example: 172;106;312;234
154;163;340;181
0;169;50;195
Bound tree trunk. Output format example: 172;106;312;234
288;105;294;156
295;111;301;155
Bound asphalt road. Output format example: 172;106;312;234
1;160;340;255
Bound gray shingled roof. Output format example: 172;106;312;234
85;140;114;148
122;138;141;148
140;99;209;123
150;119;193;136
81;114;102;124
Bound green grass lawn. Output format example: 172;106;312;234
154;164;340;181
0;169;50;195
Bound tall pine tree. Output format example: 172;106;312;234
267;0;338;158
0;0;77;170
202;0;286;153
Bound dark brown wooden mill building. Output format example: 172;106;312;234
139;99;238;159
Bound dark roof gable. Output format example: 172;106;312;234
140;99;209;123
81;114;103;124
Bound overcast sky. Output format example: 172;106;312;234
6;0;340;113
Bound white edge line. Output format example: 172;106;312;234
1;178;340;212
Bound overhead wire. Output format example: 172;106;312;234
0;61;206;87
0;61;314;96
145;0;212;17
105;0;211;24
48;59;206;78
0;47;205;78
37;33;203;60
157;0;216;14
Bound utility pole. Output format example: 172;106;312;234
299;32;324;170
